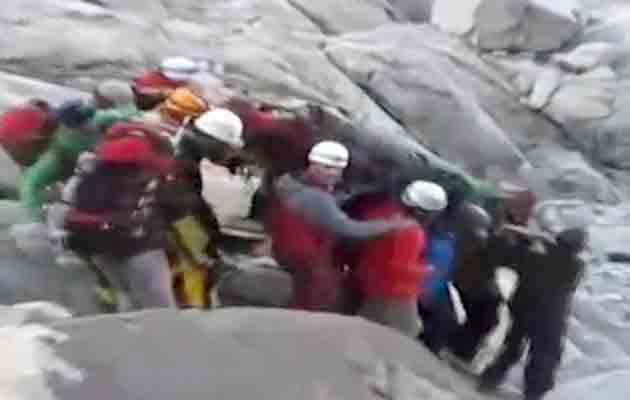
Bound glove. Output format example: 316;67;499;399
56;100;96;128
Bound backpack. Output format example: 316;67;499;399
0;100;58;167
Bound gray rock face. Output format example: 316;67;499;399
1;0;628;204
432;0;581;52
0;201;102;315
17;308;493;400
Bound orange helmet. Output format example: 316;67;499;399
161;87;208;123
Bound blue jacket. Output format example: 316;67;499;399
424;230;457;304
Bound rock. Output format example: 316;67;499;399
7;308;490;400
580;65;618;80
484;52;630;177
388;0;434;22
527;67;563;109
0;302;72;327
525;145;623;203
553;42;623;72
0;71;89;111
0;320;85;400
0;200;30;236
432;0;482;36
432;0;580;52
544;83;614;124
0;149;21;199
474;0;529;48
1;0;626;204
282;0;400;34
326;24;532;175
0;228;102;316
216;265;293;308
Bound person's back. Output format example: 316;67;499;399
268;173;337;271
350;194;426;302
507;228;586;340
345;180;448;338
480;227;587;400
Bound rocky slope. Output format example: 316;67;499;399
1;0;629;201
1;1;629;399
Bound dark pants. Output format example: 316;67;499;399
480;301;566;399
448;284;501;361
418;292;459;354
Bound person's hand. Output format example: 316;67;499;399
389;215;417;230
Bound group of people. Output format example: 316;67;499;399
0;56;588;400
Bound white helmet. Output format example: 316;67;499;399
160;57;200;82
194;108;244;148
401;180;448;211
308;141;349;168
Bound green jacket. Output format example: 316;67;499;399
20;105;141;220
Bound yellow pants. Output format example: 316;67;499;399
170;216;213;309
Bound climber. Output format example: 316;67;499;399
416;205;459;353
445;201;502;362
346;180;447;338
0;99;59;170
132;57;201;110
19;79;142;220
447;182;535;363
133;56;234;110
268;140;415;312
192;108;265;238
479;227;588;400
61;130;182;311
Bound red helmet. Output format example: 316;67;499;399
0;101;57;166
0;105;49;144
132;70;183;111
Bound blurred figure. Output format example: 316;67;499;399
479;227;588;400
349;180;447;338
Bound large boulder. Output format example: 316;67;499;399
0;308;498;400
325;24;621;202
1;0;627;203
431;0;581;52
486;52;630;187
0;203;102;316
388;0;434;22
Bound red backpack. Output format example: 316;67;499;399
0;100;58;167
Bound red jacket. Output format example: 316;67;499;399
268;196;343;311
349;196;428;301
268;196;336;273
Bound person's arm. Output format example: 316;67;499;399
91;106;142;130
20;150;65;220
285;185;411;240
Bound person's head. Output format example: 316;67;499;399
94;79;135;109
453;201;493;244
159;57;201;83
400;180;448;226
305;141;349;191
555;227;588;255
193;108;244;163
132;71;182;111
497;180;536;226
162;87;208;124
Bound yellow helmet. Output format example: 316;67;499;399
162;87;208;123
